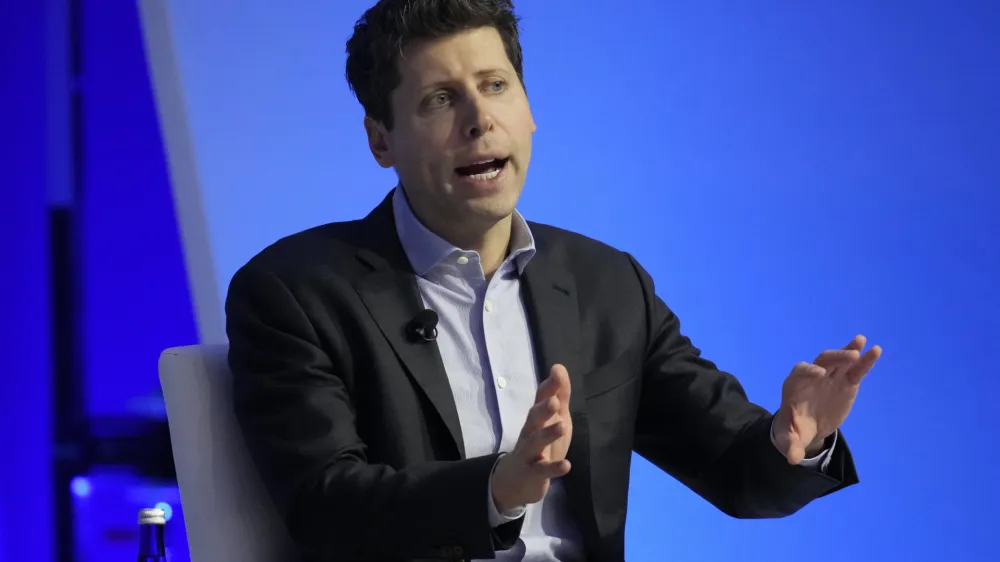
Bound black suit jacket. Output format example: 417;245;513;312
226;191;858;562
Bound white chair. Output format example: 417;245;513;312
158;344;300;562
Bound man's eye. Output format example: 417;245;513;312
487;80;507;93
427;92;451;106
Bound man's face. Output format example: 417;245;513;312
366;26;535;234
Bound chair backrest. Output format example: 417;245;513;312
158;344;300;562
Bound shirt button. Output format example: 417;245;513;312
496;377;507;389
456;256;469;265
484;300;493;312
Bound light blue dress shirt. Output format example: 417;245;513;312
391;187;834;561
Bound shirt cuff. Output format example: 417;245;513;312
487;453;526;527
770;418;837;472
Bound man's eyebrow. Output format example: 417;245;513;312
420;68;511;91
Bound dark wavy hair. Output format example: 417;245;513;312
345;0;525;130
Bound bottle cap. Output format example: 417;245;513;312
138;508;166;525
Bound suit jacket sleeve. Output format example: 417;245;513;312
225;263;521;560
625;253;859;518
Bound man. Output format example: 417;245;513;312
225;1;882;561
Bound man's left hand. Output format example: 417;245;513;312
772;334;882;464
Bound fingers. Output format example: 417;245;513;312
519;418;569;462
813;349;861;369
844;334;866;352
845;344;882;384
535;371;556;401
809;335;882;381
536;364;572;405
548;364;571;405
517;364;574;462
519;396;559;440
529;459;571;479
793;361;826;378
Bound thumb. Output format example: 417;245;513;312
786;439;806;465
773;409;805;465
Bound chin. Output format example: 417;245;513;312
466;199;518;223
448;175;522;218
466;182;521;218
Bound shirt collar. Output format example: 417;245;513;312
392;186;536;277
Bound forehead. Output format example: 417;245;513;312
397;26;513;89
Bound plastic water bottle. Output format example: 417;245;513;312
137;508;167;562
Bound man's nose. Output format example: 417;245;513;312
462;97;494;139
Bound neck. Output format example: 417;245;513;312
399;188;515;276
428;214;512;277
452;215;513;277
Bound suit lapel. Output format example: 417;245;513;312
521;246;601;547
352;194;466;459
521;256;586;415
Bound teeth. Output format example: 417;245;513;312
468;168;502;181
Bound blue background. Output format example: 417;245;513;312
4;0;997;560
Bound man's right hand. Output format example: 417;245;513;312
491;364;574;513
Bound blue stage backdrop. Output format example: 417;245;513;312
127;1;995;560
4;0;199;559
2;2;52;561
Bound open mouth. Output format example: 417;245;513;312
454;157;509;181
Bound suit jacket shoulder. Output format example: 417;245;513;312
522;221;654;391
527;221;649;305
236;220;365;279
232;192;416;294
527;221;633;271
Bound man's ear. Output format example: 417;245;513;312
364;116;395;168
